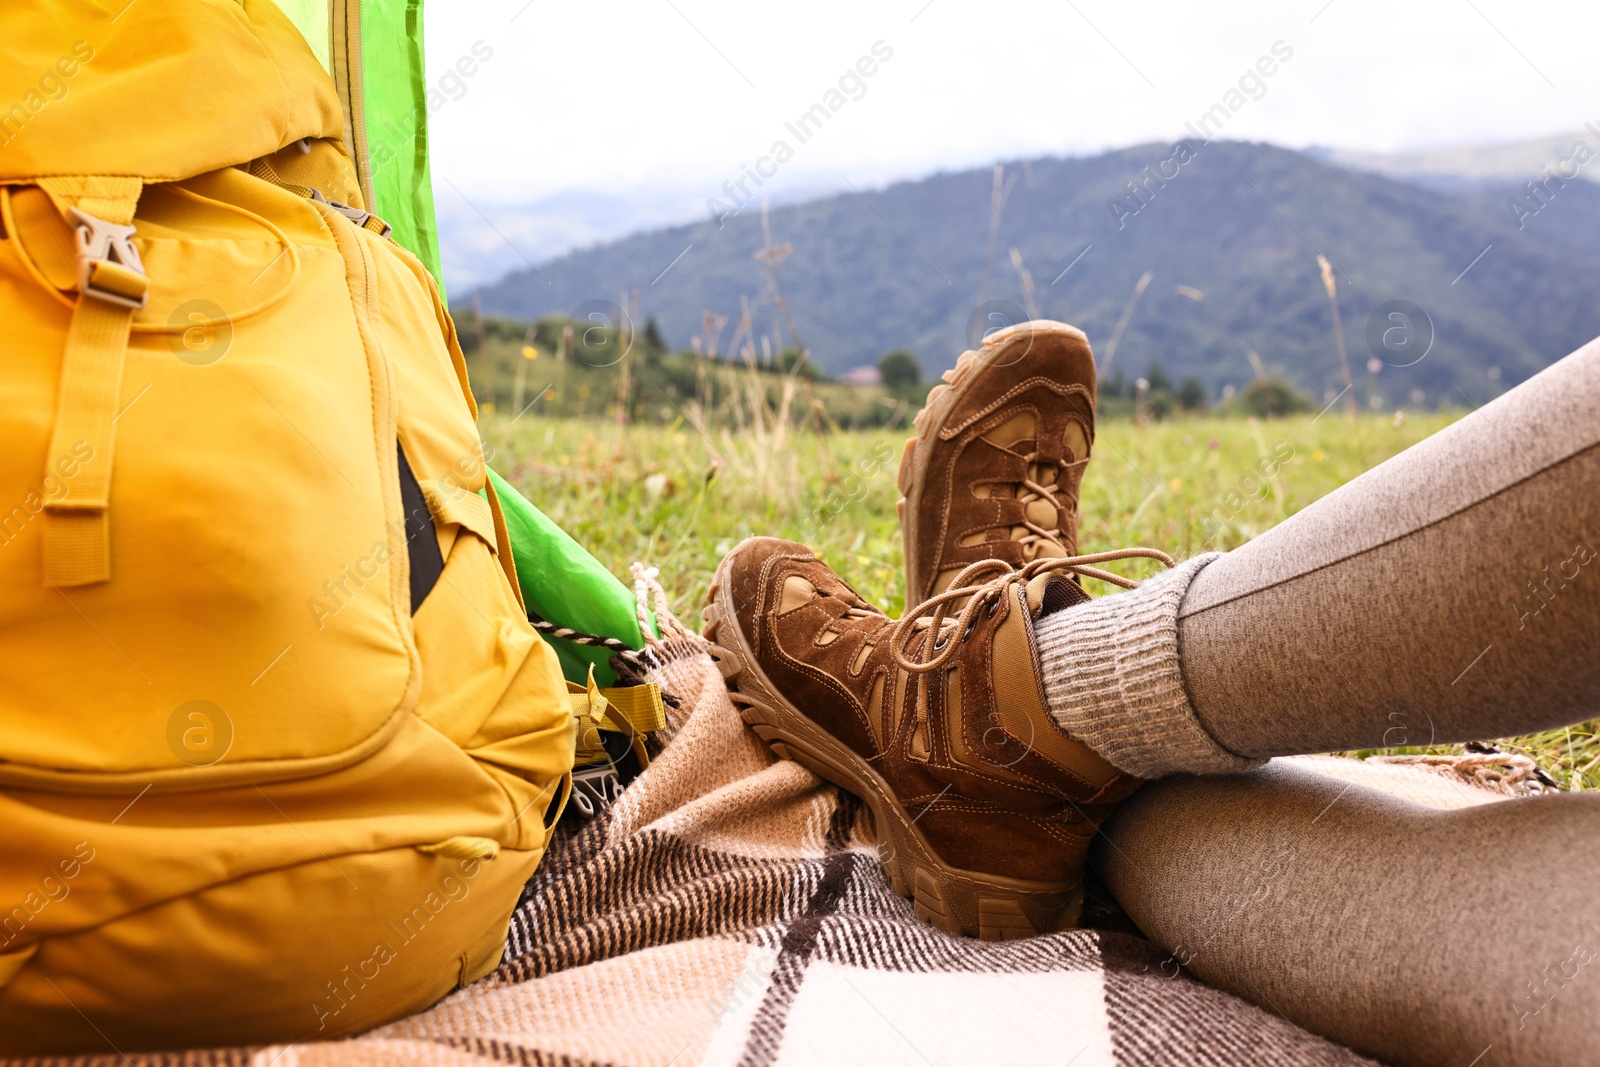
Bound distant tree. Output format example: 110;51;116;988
776;347;823;381
1102;368;1129;400
878;350;922;390
1145;361;1173;394
452;312;522;354
1145;390;1175;420
642;316;667;354
1242;377;1310;417
1177;377;1208;411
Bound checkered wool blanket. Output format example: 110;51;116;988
35;628;1491;1066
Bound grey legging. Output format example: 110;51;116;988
1094;336;1600;1066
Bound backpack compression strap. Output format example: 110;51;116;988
7;177;146;586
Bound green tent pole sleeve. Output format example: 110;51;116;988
487;467;658;686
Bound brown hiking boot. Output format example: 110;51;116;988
898;319;1098;605
704;537;1171;939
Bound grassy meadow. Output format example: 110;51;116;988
483;403;1600;791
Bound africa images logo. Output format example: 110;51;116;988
1108;40;1295;230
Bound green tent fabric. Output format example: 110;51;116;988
276;0;443;290
488;468;657;686
356;0;442;290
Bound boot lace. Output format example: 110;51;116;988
890;547;1176;674
816;590;884;636
1010;451;1069;560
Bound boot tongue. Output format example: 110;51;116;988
1023;537;1067;563
1008;450;1067;559
1023;572;1090;617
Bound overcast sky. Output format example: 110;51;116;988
426;0;1597;201
421;0;1599;288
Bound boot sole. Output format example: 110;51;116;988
704;551;1084;940
897;320;1091;605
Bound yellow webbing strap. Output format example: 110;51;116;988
331;0;374;210
39;176;143;230
602;683;669;734
418;478;497;546
568;667;667;768
25;177;146;586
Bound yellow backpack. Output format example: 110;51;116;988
0;1;573;1052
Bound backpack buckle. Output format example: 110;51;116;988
68;207;148;309
309;188;393;239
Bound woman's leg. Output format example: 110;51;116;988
1094;764;1600;1067
1041;336;1600;777
1051;338;1600;1066
1179;335;1600;756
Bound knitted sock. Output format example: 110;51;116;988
1037;553;1264;779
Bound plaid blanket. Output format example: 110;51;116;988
23;632;1432;1067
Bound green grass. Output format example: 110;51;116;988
483;408;1598;791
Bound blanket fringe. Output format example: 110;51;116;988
632;561;701;645
628;561;712;736
1367;746;1557;796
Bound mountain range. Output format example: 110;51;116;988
468;137;1600;406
